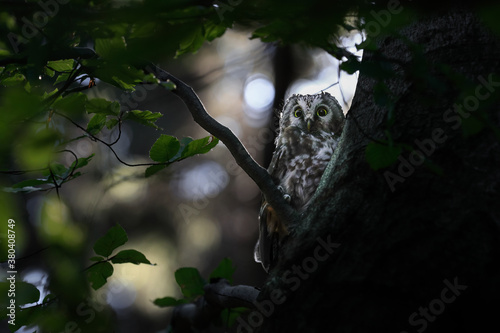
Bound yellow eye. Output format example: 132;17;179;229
294;108;303;118
317;107;328;117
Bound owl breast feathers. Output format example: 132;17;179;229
254;92;345;272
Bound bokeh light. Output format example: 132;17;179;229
170;160;229;200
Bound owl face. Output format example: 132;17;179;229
280;92;344;136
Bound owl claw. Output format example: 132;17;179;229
277;186;291;203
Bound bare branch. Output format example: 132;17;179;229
204;279;260;309
146;64;298;226
170;280;258;332
55;111;167;168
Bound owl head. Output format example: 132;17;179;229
280;92;345;136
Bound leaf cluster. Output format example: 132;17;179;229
0;224;153;332
153;258;246;329
0;0;227;192
87;224;154;290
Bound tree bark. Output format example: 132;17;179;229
253;8;500;333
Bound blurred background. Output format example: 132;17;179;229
2;25;361;332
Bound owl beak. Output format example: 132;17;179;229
307;119;312;132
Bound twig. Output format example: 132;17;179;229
54;111;166;168
55;149;79;181
0;168;48;175
47;166;58;198
204;279;259;309
0;246;49;263
171;279;259;332
146;64;298;227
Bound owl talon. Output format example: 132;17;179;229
277;186;291;203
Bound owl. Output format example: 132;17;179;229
254;92;345;272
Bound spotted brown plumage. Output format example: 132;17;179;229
254;92;345;272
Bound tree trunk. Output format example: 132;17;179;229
251;8;500;333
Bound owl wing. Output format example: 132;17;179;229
254;144;289;272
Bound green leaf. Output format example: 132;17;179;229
177;25;205;56
89;256;104;262
365;142;402;170
45;66;55;77
204;21;227;41
175;267;206;298
209;258;236;284
165;137;193;162
16;282;40;305
43;88;59;100
357;38;378;51
160;80;176;90
111;249;152;265
54;72;71;85
87;261;114;290
342;59;395;79
3;186;51;193
70;154;94;171
153;297;186;308
461;115;485;137
10;178;52;189
47;162;68;177
86;114;107;135
43;294;56;304
339;58;361;75
181;136;219;159
95;65;144;91
95;38;126;59
143;73;159;84
145;164;167;178
47;59;75;72
93;224;128;257
86;98;120;116
126;110;163;129
106;118;119;129
1;73;26;86
113;76;137;90
53;93;87;115
149;135;180;162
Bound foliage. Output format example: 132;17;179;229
0;0;226;194
1;0;500;332
88;224;153;290
0;223;153;332
153;257;244;330
147;134;219;177
0;2;234;332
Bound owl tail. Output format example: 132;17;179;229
254;202;288;272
